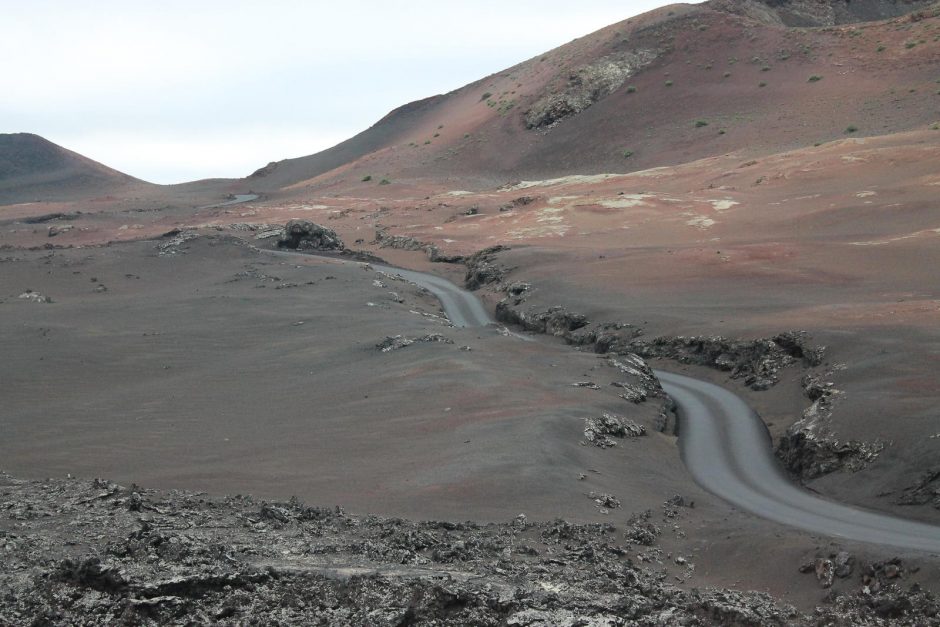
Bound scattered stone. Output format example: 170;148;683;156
571;381;600;389
376;334;454;353
584;413;645;448
588;491;621;509
17;290;52;303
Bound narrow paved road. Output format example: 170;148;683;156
279;248;940;553
661;371;940;553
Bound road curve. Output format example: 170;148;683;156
660;371;940;553
277;248;940;552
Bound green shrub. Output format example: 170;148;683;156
695;119;709;127
877;45;886;52
718;129;726;135
379;178;391;185
480;92;492;101
627;85;637;93
845;125;858;134
622;150;634;158
759;81;767;87
665;80;674;87
424;140;431;145
724;71;731;78
361;175;372;182
808;75;823;82
905;41;917;49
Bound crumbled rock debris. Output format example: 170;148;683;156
376;333;454;353
157;230;200;256
1;474;937;624
584;413;646;448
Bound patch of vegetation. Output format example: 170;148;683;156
665;80;674;87
437;125;444;129
759;81;767;88
622;150;634;158
723;72;731;78
480;92;492;101
424;140;431;145
379;178;391;185
905;41;917;49
361;175;372;182
845;125;858;134
695;119;709;127
718;129;726;135
626;85;637;93
464;133;471;139
433;133;440;138
877;45;886;52
808;75;823;82
761;65;771;72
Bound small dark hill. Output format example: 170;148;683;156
0;133;147;204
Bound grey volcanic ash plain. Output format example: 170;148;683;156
3;1;940;624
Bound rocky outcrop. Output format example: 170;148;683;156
584;413;646;447
776;374;886;479
708;0;938;27
277;220;344;251
897;467;940;510
525;50;659;129
464;245;510;290
629;332;825;391
373;228;465;263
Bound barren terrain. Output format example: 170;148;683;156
3;0;940;623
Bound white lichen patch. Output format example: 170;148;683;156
548;195;580;205
598;194;654;209
850;228;940;246
856;191;877;198
684;213;716;229
501;173;624;191
708;199;739;211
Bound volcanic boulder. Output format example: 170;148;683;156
278;220;344;251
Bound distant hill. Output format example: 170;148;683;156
0;133;147;203
247;0;940;195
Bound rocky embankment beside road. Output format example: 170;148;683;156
2;474;937;625
462;246;887;480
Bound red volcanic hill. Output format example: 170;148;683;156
247;0;940;196
0;133;147;203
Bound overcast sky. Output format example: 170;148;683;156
3;1;700;184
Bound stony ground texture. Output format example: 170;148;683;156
2;474;938;626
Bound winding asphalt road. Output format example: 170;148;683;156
278;249;940;552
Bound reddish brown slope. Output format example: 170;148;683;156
257;2;940;197
0;133;149;203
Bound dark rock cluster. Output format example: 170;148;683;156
2;474;937;625
277;220;344;251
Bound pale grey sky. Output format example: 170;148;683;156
3;1;699;183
